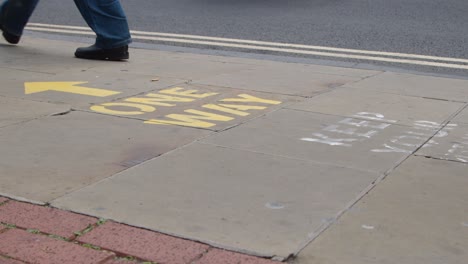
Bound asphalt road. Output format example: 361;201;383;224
29;0;468;76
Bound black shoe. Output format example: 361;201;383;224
75;44;129;61
0;24;20;44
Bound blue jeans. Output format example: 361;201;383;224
0;0;131;48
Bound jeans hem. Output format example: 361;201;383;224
96;38;132;49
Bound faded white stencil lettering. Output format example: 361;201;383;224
301;133;357;147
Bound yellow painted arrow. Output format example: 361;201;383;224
24;82;121;97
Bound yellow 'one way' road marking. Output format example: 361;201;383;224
24;82;121;97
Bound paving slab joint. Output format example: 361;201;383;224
1;223;17;230
347;70;385;86
0;225;11;235
73;239;157;264
50;108;74;116
72;218;108;240
100;256;157;264
414;154;468;165
104;255;157;264
187;247;212;264
0;254;24;264
51;237;125;261
0;199;100;241
1;223;72;242
101;249;159;263
274;253;293;262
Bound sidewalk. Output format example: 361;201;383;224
0;197;276;264
1;36;467;264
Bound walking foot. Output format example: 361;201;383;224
75;44;129;61
0;24;20;44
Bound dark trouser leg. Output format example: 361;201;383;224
73;0;131;49
0;0;40;37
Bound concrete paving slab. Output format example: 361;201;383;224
0;68;53;98
288;87;464;126
0;37;243;76
347;72;468;102
416;123;468;163
0;67;185;108
195;248;279;264
145;51;380;78
193;64;365;96
3;37;249;80
97;43;379;80
0;111;210;202
239;61;380;78
453;106;468;124
94;52;252;80
201;109;434;173
0;97;69;128
90;83;300;131
0;38;107;74
52;143;379;258
294;156;468;264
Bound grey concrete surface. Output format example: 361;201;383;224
93;50;254;80
51;143;379;258
288;87;464;127
293;156;468;264
346;72;468;103
453;107;468;124
0;111;210;202
1;35;467;262
416;123;468;163
0;97;69;128
201;109;430;173
0;70;188;115
94;83;301;131
0;38;104;74
193;65;368;96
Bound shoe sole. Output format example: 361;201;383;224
75;51;129;61
1;27;20;44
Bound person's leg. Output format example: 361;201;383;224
73;0;131;60
0;0;40;44
74;0;131;49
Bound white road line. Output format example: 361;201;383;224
25;24;468;70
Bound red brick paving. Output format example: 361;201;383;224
0;200;97;239
0;229;115;264
78;221;210;264
0;197;8;204
0;255;25;264
102;258;139;264
0;196;280;264
195;248;279;264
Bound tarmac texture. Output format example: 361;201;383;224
1;36;467;263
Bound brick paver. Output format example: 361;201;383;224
0;197;8;204
0;255;25;264
0;201;97;239
195;249;279;264
0;229;115;264
78;221;210;264
0;200;280;264
102;258;139;264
